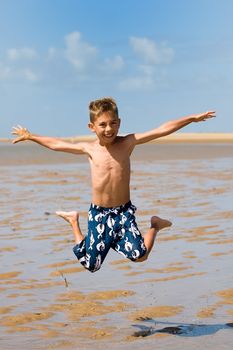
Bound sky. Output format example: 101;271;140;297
0;0;233;138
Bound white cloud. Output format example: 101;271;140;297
130;36;174;65
47;47;57;60
64;31;97;71
7;47;38;61
1;47;39;83
1;32;100;84
1;32;173;90
104;55;124;71
0;62;12;79
118;37;174;91
0;61;38;82
138;64;156;75
119;75;154;90
22;68;39;82
64;33;124;78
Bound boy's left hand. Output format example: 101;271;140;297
193;111;216;122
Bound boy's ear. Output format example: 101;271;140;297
88;122;95;132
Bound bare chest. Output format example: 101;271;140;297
90;148;130;173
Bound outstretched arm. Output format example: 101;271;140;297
134;111;216;144
11;125;87;155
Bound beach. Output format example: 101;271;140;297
0;138;233;349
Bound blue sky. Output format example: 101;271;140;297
0;0;232;137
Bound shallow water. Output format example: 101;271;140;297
0;144;233;349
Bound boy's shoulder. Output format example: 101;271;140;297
113;134;136;147
115;134;137;152
117;133;135;143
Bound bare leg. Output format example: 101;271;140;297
136;216;172;262
56;211;84;244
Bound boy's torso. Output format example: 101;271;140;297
85;135;135;208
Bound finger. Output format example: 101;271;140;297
17;124;23;129
204;114;215;119
12;138;20;144
11;129;21;135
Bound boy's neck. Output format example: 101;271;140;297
97;136;119;148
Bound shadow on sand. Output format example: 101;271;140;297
132;319;233;338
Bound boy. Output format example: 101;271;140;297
12;98;215;272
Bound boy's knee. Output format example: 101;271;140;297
128;247;148;262
81;254;102;273
134;253;148;262
77;260;101;273
85;263;101;273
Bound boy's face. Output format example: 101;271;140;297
88;112;121;145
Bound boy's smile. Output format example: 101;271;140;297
88;112;121;145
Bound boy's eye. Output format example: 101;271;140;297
111;122;117;126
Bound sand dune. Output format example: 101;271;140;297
1;132;233;144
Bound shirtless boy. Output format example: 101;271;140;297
12;98;215;272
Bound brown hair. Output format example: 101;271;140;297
89;97;119;122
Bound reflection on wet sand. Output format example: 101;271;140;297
0;271;21;279
216;288;233;305
0;144;233;349
1;311;54;327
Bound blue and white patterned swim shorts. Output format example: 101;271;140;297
73;201;147;272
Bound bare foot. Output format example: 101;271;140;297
151;216;172;231
56;211;79;225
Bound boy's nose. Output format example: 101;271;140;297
106;125;112;132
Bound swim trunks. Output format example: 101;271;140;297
73;201;147;272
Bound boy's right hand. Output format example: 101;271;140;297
11;125;32;143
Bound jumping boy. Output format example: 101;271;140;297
12;98;215;272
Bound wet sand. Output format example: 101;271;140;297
0;141;233;349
